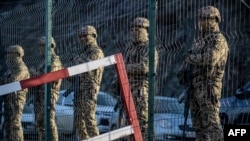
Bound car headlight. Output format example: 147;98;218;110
155;119;172;128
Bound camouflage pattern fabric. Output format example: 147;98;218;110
111;18;158;140
73;43;104;139
33;55;63;141
3;55;30;141
180;29;229;141
123;41;158;140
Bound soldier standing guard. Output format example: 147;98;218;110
123;17;159;140
30;36;63;141
178;6;229;141
3;45;30;141
72;25;104;140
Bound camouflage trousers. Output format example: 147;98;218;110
4;92;26;141
74;85;100;140
190;84;224;141
131;84;148;141
34;92;59;141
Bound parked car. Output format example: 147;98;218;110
154;96;196;140
220;81;250;125
110;96;196;141
20;90;118;135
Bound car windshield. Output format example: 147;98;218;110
57;92;74;106
57;90;116;106
154;97;184;114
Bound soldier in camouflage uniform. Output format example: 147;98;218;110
178;6;229;141
72;25;104;140
3;45;30;141
122;17;158;140
31;36;63;141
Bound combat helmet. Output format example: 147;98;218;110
78;25;97;38
130;17;149;28
38;36;56;48
197;6;221;23
6;45;24;57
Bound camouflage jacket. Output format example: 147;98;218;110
123;41;159;83
3;60;30;93
73;43;104;85
184;32;229;88
33;55;63;94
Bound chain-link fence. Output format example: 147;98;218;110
0;0;250;141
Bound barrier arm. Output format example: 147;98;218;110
0;53;142;141
114;54;143;141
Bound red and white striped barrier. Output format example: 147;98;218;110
0;53;143;141
0;55;116;96
81;125;134;141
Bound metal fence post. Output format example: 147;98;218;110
148;0;157;141
45;0;52;140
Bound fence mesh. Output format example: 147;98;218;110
0;0;250;141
